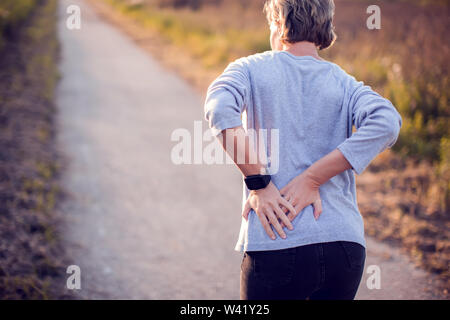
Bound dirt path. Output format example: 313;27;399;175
56;0;443;299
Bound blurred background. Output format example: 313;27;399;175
0;0;448;299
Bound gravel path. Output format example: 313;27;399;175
56;0;443;300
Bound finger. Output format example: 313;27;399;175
284;193;292;203
264;207;286;239
279;197;296;218
272;203;293;230
287;204;302;222
278;217;285;229
313;198;323;220
242;200;251;221
280;191;290;201
280;200;290;214
257;210;276;240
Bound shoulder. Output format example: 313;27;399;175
327;62;364;92
328;62;352;82
244;50;276;63
227;51;276;70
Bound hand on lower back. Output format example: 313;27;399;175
280;171;323;222
242;181;296;240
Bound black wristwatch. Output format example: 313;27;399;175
244;174;271;190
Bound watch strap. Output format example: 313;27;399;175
244;174;271;190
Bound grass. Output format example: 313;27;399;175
357;150;449;293
0;0;68;299
0;0;37;50
106;0;270;69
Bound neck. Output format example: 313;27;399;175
282;41;321;60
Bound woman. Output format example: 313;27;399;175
204;0;402;300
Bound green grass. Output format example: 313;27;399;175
106;0;270;69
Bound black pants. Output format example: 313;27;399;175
240;241;365;300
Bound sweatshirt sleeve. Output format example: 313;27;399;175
337;76;402;175
204;59;251;136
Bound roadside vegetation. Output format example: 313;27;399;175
0;0;67;299
99;0;449;294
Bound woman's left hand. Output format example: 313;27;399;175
279;170;323;223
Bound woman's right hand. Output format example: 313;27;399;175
242;182;296;240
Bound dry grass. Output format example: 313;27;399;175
357;151;449;295
0;0;69;299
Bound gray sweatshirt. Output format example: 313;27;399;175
204;50;402;252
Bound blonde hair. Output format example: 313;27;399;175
263;0;337;50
